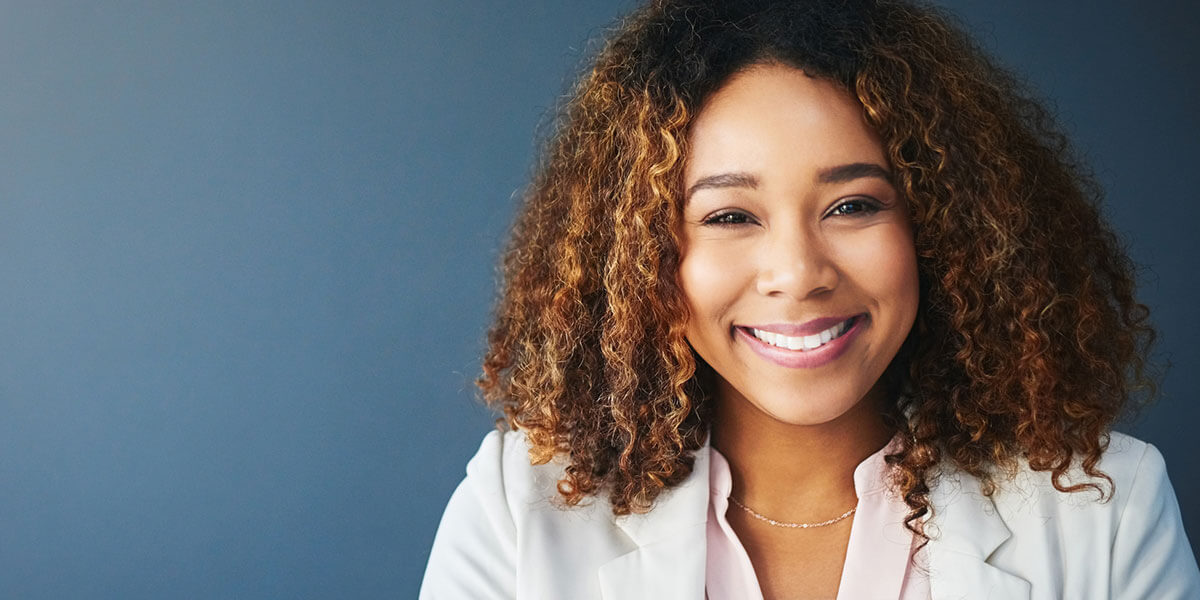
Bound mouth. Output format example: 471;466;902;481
734;315;866;369
739;315;861;352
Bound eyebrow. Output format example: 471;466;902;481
684;162;893;203
684;172;759;202
817;162;893;185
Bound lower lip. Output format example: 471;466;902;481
736;315;866;369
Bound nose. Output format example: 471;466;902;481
754;226;839;299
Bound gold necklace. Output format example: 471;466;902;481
728;496;857;529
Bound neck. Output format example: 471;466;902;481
710;381;894;521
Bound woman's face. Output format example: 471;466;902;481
679;63;919;426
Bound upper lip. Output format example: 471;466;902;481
740;314;861;337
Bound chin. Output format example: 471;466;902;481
748;395;863;427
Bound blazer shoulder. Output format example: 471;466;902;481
933;431;1168;541
1098;430;1156;489
421;430;579;599
465;429;569;509
986;430;1154;504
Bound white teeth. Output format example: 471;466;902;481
750;319;852;352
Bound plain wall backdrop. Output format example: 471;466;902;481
0;1;1195;597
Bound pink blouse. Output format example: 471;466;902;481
705;439;931;599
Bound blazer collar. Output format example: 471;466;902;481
924;465;1031;600
597;441;711;600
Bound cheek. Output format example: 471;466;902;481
880;237;919;321
678;244;746;333
842;227;919;314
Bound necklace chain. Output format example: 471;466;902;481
727;496;857;529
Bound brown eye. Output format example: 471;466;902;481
702;211;754;226
827;198;882;217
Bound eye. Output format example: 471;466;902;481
826;197;882;218
701;210;755;226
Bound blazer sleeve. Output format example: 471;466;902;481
420;431;518;600
1110;442;1200;599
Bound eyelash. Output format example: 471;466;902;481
700;198;883;226
827;198;883;217
701;211;754;226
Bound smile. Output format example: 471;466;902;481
736;315;866;369
749;318;853;351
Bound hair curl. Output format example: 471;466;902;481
477;0;1157;532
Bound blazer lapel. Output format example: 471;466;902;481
925;467;1031;600
597;444;711;600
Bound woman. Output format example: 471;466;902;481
421;0;1200;598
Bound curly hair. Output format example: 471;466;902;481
477;0;1157;532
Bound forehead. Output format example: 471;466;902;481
684;64;887;183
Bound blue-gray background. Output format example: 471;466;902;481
0;1;1195;597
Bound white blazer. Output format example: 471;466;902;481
421;430;1200;599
